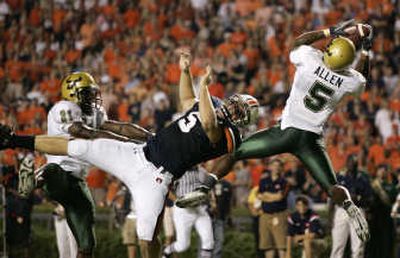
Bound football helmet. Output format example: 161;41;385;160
220;94;259;127
61;71;101;115
323;37;356;71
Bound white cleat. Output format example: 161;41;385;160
343;200;370;242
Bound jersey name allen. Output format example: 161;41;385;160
313;66;344;88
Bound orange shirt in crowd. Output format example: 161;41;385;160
328;145;347;172
165;63;181;84
106;180;120;204
52;8;67;32
368;143;385;166
170;24;195;41
87;168;107;189
209;82;225;99
124;9;140;28
1;149;16;166
29;7;41;27
231;31;247;45
65;49;81;64
80;23;96;48
249;161;264;187
217;42;234;58
117;102;130;122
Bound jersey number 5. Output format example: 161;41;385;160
304;81;334;112
178;112;199;133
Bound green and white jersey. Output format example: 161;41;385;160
46;100;89;178
281;45;366;134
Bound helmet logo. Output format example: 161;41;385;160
66;76;82;90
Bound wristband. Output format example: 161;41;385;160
323;29;330;37
361;50;369;56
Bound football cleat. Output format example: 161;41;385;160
343;200;370;242
175;186;210;208
161;253;172;258
0;124;15;150
18;156;35;198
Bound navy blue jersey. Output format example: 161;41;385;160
259;171;288;213
144;102;241;178
288;209;324;237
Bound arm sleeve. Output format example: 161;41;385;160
289;45;315;67
350;71;367;96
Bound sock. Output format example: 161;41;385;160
12;135;35;151
203;173;218;189
200;249;213;258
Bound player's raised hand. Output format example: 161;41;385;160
330;19;355;36
178;47;191;72
200;65;212;87
360;24;373;50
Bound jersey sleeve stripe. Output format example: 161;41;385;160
224;127;236;153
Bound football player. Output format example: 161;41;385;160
162;166;214;258
17;71;152;258
0;51;259;258
177;20;373;242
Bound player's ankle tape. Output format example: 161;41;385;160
204;174;218;188
13;135;35;151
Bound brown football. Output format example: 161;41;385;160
345;24;372;49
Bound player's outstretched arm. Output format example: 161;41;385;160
292;19;354;49
68;122;134;142
355;24;373;80
0;124;68;155
35;135;69;155
100;120;153;141
178;49;196;111
199;65;221;143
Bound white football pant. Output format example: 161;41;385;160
171;205;214;255
68;138;173;241
330;207;365;258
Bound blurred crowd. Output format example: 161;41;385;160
1;0;400;257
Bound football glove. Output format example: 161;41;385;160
361;24;373;51
329;19;355;37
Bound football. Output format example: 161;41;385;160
345;24;372;49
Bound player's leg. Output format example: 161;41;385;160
294;131;369;242
349;210;365;258
330;208;349;258
194;206;214;258
42;163;96;257
163;206;195;256
131;164;173;258
54;217;71;258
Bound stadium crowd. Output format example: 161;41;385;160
0;0;400;257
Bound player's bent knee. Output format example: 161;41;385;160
68;139;90;159
174;238;191;252
330;185;350;205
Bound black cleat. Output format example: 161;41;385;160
0;124;15;150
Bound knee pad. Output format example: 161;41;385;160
68;139;90;159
